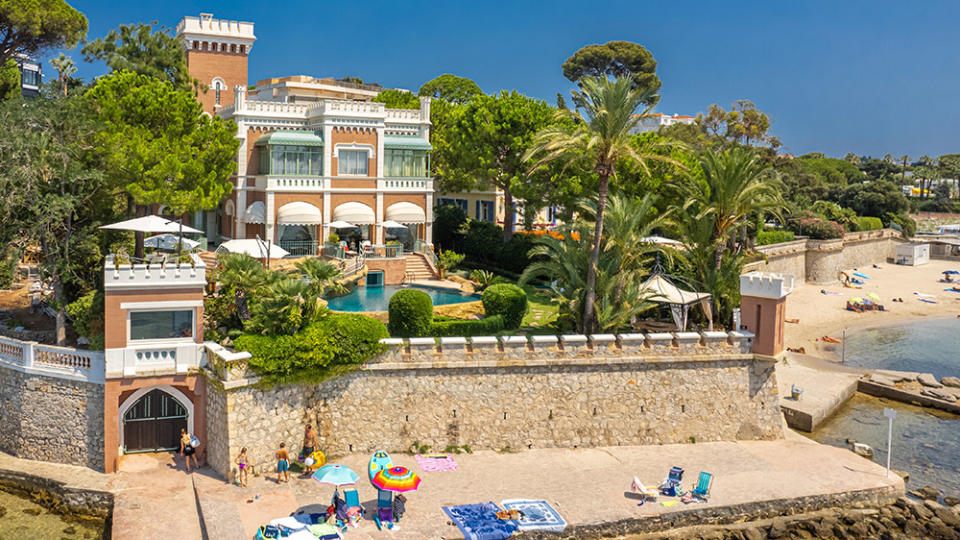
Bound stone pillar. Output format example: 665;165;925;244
739;272;794;357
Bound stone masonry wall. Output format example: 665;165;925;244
204;376;230;482
207;344;782;480
0;364;104;471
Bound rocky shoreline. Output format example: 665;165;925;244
627;494;960;539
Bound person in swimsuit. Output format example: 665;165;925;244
276;442;290;483
235;447;250;487
180;428;198;472
300;424;318;476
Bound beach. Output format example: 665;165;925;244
783;258;960;357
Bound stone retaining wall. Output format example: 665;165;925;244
0;466;112;519
205;333;782;480
0;364;105;471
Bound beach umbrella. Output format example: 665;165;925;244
217;239;289;259
144;233;200;251
944;270;959;275
327;220;356;229
372;466;421;493
312;464;360;486
100;215;203;234
849;297;863;304
865;293;881;302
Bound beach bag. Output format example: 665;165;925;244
256;525;281;539
189;435;201;448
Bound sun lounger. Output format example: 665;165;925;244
631;477;658;500
691;471;713;500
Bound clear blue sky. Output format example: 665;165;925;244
61;0;960;158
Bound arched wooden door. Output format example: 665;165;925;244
123;389;188;453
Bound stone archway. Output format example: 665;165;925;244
118;385;194;454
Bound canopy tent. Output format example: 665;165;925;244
385;202;426;224
144;234;200;251
638;274;713;331
333;202;375;225
216;238;289;259
243;201;265;224
277;202;323;225
100;215;203;234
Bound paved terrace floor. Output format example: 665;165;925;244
193;440;902;540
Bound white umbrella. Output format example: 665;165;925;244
144;234;200;251
380;220;406;229
327;220;356;229
639;235;683;246
217;239;289;259
100;215;203;234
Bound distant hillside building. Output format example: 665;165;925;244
15;54;41;98
630;112;696;133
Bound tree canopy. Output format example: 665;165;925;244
86;71;239;215
562;41;661;105
82;22;197;94
418;74;482;104
372;88;420;109
0;0;87;63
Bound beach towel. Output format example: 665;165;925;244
661;501;679;508
415;453;459;472
442;502;518;540
820;290;842;296
853;272;870;280
919;298;938;304
944;289;960;293
914;292;936;298
501;499;567;533
270;517;307;530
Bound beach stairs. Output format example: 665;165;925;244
404;253;438;281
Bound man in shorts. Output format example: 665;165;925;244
276;442;290;483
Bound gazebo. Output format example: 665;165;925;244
638;273;713;331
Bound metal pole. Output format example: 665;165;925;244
886;415;893;478
842;330;846;364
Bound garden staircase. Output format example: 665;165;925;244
403;253;438;281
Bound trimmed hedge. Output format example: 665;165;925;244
756;230;795;246
429;315;505;337
234;313;388;382
388;288;433;337
482;283;528;329
854;216;883;231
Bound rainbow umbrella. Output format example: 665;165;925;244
372;466;421;492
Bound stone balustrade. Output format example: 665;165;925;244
0;336;104;384
103;253;206;290
369;330;756;370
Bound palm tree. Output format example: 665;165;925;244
247;277;321;335
524;76;680;332
215;253;268;321
49;54;76;97
294;258;347;297
898;154;911;189
673;148;784;271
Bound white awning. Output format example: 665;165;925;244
385;202;425;224
333;202;375;225
243;201;265;224
217;239;289;259
277;202;322;225
639;274;711;306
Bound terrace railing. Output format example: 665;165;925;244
0;335;104;384
364;244;404;259
280;240;321;257
323;242;346;260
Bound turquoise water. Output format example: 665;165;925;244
810;318;960;497
325;285;480;312
842;318;960;378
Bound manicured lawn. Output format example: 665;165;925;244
517;284;558;334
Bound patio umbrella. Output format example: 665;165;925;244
216;239;289;259
100;215;203;234
372;466;421;493
327;221;356;229
380;220;406;229
312;464;360;486
144;234;200;251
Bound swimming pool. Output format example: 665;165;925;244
325;285;480;312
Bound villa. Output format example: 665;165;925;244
630;112;696;133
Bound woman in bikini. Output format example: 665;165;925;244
235;447;250;487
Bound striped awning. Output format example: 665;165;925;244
332;202;375;225
277;202;322;225
383;136;432;151
385;202;426;223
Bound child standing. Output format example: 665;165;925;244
235;448;250;487
276;442;290;483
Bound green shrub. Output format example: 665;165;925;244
884;212;916;237
429;315;505;336
854;216;883;231
234;313;388;382
0;253;15;289
388;288;433;337
756;230;795;246
66;291;105;350
482;284;528;329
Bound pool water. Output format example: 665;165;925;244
325;285;480;312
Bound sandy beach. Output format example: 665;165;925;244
783;258;960;357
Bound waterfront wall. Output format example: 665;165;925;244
205;331;783;480
0;363;105;471
746;229;904;284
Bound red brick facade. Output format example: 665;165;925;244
186;45;248;114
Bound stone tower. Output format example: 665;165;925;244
739;272;794;356
175;13;256;114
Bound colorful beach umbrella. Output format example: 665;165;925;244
865;293;881;301
849;297;863;304
312;464;360;486
372;466;421;492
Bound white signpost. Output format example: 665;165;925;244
883;407;897;478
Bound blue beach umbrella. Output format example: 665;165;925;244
312;464;360;486
944;270;959;275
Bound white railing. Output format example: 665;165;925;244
104;342;205;378
378;179;432;191
242;100;310;116
268;177;327;190
0;336;104;384
385;108;423;122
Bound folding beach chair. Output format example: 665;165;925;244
660;466;684;497
691;471;713;501
374;489;394;530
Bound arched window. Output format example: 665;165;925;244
212;77;225;106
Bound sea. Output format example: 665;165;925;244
0;488;106;539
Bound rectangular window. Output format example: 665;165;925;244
338;149;368;175
264;145;322;176
481;201;495;222
130;310;194;341
21;69;40;87
384;149;427;177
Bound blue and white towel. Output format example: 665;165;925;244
442;502;518;540
500;499;567;533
